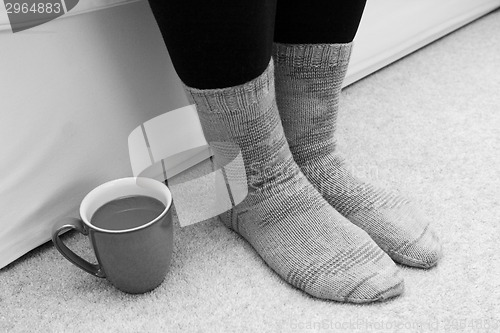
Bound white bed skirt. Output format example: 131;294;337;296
0;0;190;268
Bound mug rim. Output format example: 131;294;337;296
80;177;172;234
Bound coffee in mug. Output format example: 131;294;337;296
91;195;166;231
52;177;173;294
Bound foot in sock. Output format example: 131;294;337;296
274;42;442;269
183;60;404;302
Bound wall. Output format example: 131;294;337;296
347;0;500;85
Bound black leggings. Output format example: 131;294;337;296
148;0;367;89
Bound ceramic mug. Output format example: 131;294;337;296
52;177;173;294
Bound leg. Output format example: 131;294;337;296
148;0;403;302
274;0;367;43
148;0;276;89
273;0;442;268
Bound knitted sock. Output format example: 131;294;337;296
183;60;403;302
273;43;442;268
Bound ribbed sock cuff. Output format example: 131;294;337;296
182;59;275;115
273;42;352;68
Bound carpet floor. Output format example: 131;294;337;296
1;9;499;333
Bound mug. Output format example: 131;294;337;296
52;177;174;294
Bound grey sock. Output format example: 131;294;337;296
183;60;404;302
274;43;442;268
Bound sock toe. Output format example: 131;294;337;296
340;263;404;303
297;243;405;303
348;204;442;269
389;224;442;269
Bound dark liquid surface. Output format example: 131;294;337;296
91;195;166;230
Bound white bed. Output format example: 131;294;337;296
1;0;499;268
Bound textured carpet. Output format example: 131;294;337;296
1;9;499;333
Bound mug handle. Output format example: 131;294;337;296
52;218;105;278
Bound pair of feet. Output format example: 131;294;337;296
219;143;441;303
185;43;441;303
